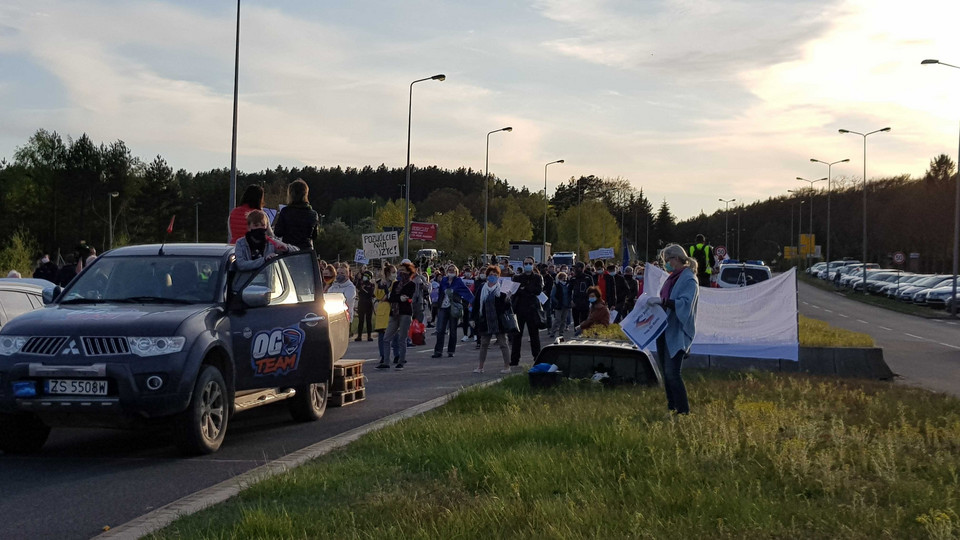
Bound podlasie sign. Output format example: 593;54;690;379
409;222;438;241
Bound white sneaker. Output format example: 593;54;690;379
460;336;470;342
499;368;511;374
473;368;484;374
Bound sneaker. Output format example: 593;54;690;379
473;368;484;374
431;353;442;358
448;353;454;358
499;368;511;374
392;357;400;365
354;337;362;342
395;363;405;370
460;336;470;342
367;336;374;342
375;363;389;369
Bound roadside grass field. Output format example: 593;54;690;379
154;372;960;539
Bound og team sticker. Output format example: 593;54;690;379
250;327;305;376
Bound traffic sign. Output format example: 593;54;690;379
893;251;905;265
715;246;727;258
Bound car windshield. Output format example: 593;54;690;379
60;256;222;304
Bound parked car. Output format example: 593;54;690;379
897;275;952;302
841;267;883;289
715;261;772;288
881;274;926;298
915;277;959;306
807;262;826;276
864;272;911;294
818;260;861;280
0;279;51;329
926;282;960;309
0;244;349;455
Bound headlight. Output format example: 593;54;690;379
127;337;186;357
0;336;27;356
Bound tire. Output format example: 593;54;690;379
0;413;50;454
174;365;229;455
288;381;328;422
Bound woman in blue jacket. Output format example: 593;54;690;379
646;243;699;414
431;264;475;358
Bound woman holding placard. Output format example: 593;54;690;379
646;244;700;415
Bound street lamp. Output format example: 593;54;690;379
228;0;241;234
796;176;827;262
543;159;564;262
483;126;513;263
718;198;736;253
403;73;446;259
922;58;960;317
810;157;850;264
108;191;119;249
194;201;201;243
839;126;891;294
319;214;325;230
370;200;376;220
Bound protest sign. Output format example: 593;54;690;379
361;231;400;259
619;293;668;349
588;247;615;260
409;222;438;241
354;249;369;264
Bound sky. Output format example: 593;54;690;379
1;0;959;221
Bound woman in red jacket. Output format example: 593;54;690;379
228;185;274;244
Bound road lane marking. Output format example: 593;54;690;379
940;343;960;350
823;309;833;313
838;314;849;318
857;319;869;324
801;301;809;305
810;304;820;309
878;326;892;331
904;333;929;341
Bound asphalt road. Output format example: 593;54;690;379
798;280;960;396
0;331;544;540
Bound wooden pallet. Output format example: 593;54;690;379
328;387;366;407
334;360;364;378
332;374;365;393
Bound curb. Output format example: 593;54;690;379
95;378;503;540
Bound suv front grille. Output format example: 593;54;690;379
82;337;130;356
22;337;68;356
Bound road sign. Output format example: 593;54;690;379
408;222;438;241
715;246;727;258
893;251;905;265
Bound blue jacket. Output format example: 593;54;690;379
550;281;571;309
661;268;699;358
437;276;474;306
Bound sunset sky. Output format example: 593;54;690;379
1;0;959;220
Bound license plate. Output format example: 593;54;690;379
45;379;109;396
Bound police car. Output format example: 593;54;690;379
714;260;772;288
0;244;349;455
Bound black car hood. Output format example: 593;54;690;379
1;303;215;336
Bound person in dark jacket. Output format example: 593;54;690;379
612;264;628;321
431;264;475;358
510;256;544;366
471;265;513;374
540;263;555;331
549;271;571;338
596;263;618;310
33;254;58;283
569;261;595;326
272;179;319;252
377;261;417;370
575;286;611;335
622;265;640;315
355;270;375;342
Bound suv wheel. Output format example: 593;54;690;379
288;381;328;422
175;365;229;455
0;413;50;454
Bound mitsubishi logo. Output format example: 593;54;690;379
61;340;80;355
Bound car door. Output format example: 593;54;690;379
230;252;329;391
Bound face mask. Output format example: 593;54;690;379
363;276;369;281
664;262;674;273
336;275;347;283
500;265;506;270
41;256;50;264
465;272;472;278
588;297;597;304
487;274;498;284
523;264;533;273
447;272;456;278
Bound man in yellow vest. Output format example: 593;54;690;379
688;234;713;287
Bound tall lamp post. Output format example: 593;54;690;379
194;201;201;243
108;191;119;249
718;198;736;252
922;58;960;317
228;0;241;236
796;176;827;263
788;190;804;262
839;126;891;294
403;73;446;259
810;157;850;264
543;159;564;262
483;126;513;262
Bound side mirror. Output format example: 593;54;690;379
42;286;61;305
241;285;272;308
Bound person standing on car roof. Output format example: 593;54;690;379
272;179;319;252
688;234;713;287
229;184;273;244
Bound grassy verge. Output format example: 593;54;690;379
580;314;873;348
154;372;960;539
799;274;951;319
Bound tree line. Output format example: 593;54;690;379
0;129;956;273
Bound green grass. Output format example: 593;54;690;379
799;314;875;347
799;274;951;319
154;372;960;540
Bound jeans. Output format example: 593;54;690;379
377;329;401;362
510;311;542;365
656;335;689;414
551;307;571;337
479;332;510;369
433;307;458;354
572;308;589;326
356;308;373;338
382;315;412;364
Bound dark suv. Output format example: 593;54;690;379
0;244;348;455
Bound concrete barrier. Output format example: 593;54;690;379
686;347;893;380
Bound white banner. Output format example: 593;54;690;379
643;264;799;361
354;249;369;264
361;232;399;259
588;247;615;260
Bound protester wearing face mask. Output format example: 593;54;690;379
321;267;336;293
354;270;376;342
431;265;475;358
460;267;477;343
379;261;418;370
574;286;610;335
509;256;544;366
374;264;400;367
646;244;700;415
549;271;571;338
327;265;357;322
569;261;596;326
33;254;59;283
471;266;513;374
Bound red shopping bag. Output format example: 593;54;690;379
408;319;426;346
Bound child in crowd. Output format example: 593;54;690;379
235;209;297;270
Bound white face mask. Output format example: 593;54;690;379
447;272;456;278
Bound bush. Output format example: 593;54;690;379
0;229;38;277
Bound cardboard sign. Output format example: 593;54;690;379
354;249;369;264
409;222;438;241
588;247;615;260
361;232;400;259
619;293;668;350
